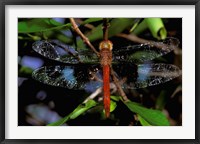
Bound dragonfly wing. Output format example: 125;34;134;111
112;63;181;89
113;37;180;64
32;40;99;64
32;65;103;91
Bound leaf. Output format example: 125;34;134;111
156;91;167;110
47;100;97;126
110;95;121;102
81;18;103;25
102;100;117;116
26;33;41;41
129;19;143;32
110;100;117;112
19;66;33;75
145;18;167;40
70;99;97;119
108;18;136;38
18;18;71;33
48;19;64;26
56;33;73;43
132;19;148;35
77;18;137;50
124;101;170;126
137;114;152;126
47;115;70;126
86;18;136;42
132;18;167;40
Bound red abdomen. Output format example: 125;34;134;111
103;65;110;118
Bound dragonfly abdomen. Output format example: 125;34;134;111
99;40;113;118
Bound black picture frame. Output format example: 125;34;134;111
1;0;199;144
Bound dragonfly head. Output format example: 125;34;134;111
99;40;113;51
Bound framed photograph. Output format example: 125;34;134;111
1;0;199;143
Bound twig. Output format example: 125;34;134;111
117;33;151;44
69;18;100;56
103;18;109;40
110;83;117;94
83;87;102;104
89;70;103;82
83;82;118;104
171;86;182;98
75;18;95;29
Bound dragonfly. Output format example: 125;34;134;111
32;37;181;118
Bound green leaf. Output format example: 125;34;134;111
83;24;102;42
124;101;170;126
129;19;143;32
137;114;152;126
110;100;117;112
26;33;41;41
145;18;167;40
85;18;136;42
18;18;71;33
47;100;97;126
77;18;136;50
48;19;64;26
156;91;167;110
132;19;148;35
102;100;117;116
108;18;136;38
70;99;97;119
47;115;70;126
56;33;73;43
19;66;33;75
132;18;167;40
110;95;121;102
81;18;103;25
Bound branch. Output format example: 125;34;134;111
75;18;95;29
103;18;109;40
83;87;102;104
116;33;152;44
69;18;100;56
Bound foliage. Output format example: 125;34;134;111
48;100;97;126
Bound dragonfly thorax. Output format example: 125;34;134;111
99;40;113;51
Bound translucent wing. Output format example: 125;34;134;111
32;65;103;91
112;37;180;63
32;40;99;64
32;63;181;90
33;37;179;64
32;37;181;90
112;63;181;89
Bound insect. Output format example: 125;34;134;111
32;37;181;118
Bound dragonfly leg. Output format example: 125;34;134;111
110;67;129;102
89;70;103;82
